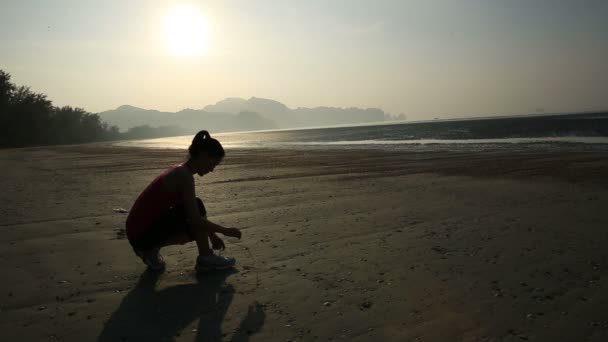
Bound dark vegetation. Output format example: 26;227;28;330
0;70;181;148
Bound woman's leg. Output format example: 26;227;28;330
188;198;213;256
137;233;191;268
188;223;213;256
135;198;212;254
157;232;192;247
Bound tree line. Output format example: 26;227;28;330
0;70;179;148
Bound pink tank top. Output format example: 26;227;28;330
126;163;183;238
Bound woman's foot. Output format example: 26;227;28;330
137;248;166;271
195;254;236;272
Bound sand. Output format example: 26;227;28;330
0;144;607;341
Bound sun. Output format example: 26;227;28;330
162;6;209;57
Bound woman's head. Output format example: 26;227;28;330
188;130;225;175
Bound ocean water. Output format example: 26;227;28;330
116;112;608;152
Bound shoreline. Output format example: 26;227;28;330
1;144;607;341
111;134;608;151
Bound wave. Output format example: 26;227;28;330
279;137;608;146
115;135;608;150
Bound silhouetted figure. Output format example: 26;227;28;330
126;130;242;273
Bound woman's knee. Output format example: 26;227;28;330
187;220;211;237
165;233;192;246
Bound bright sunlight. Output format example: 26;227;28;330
162;6;209;57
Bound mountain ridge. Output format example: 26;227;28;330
97;97;391;134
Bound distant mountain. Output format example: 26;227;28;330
98;106;276;134
98;106;176;131
97;97;390;134
225;111;278;132
202;97;247;113
204;97;293;127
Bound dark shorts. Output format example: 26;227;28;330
128;197;207;252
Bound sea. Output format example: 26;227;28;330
115;112;608;153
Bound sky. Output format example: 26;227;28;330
1;0;607;120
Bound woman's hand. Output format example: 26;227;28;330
209;233;226;250
223;227;242;240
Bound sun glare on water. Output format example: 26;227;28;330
162;6;209;57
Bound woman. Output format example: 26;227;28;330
126;130;241;272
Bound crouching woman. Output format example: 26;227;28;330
126;130;241;272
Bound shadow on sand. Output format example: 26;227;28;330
98;269;265;341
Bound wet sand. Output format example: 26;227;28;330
1;144;607;341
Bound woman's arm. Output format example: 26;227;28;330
206;220;242;238
176;169;207;232
202;219;230;235
176;168;240;238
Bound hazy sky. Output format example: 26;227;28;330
1;0;607;119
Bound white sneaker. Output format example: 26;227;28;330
196;254;236;272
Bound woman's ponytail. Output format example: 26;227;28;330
192;130;209;145
188;130;224;159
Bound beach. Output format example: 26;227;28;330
1;144;607;342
